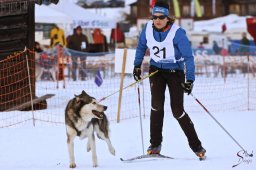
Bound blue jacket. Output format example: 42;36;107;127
134;22;195;81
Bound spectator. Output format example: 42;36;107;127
66;29;75;47
92;28;108;52
67;26;89;81
239;32;250;55
50;25;66;47
35;42;43;80
35;42;58;81
110;23;125;48
212;41;221;54
35;41;43;53
221;23;226;33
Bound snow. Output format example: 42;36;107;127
0;111;255;170
3;1;256;169
193;14;249;33
84;6;130;23
35;4;73;24
1;75;256;170
74;0;135;22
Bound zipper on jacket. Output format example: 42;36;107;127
159;32;162;41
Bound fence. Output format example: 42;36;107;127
0;46;255;128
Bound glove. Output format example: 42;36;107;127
181;80;194;95
133;66;141;81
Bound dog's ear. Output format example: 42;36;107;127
74;95;80;103
75;96;80;104
82;90;87;95
81;90;89;97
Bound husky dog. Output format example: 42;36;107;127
65;90;115;168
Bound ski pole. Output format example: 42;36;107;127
190;93;253;157
137;83;145;154
98;70;159;103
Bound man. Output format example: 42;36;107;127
110;23;125;48
133;1;206;159
67;26;89;81
92;28;108;52
50;25;66;47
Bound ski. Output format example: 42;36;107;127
120;154;174;162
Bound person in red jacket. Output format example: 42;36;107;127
92;28;108;52
110;23;125;48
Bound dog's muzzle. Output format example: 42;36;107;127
92;110;104;119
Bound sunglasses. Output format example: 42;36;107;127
152;15;167;20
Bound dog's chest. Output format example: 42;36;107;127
75;118;90;130
79;124;95;139
75;119;93;138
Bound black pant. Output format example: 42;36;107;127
149;66;202;152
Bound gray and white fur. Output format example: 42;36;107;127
65;90;115;168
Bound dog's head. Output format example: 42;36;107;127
74;90;107;121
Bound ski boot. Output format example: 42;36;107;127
147;144;161;155
194;145;206;161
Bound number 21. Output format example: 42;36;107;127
152;46;166;58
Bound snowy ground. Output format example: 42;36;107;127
0;110;255;170
1;70;255;169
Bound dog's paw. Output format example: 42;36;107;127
92;157;98;167
87;142;91;152
109;147;115;156
87;146;91;152
92;161;98;168
69;163;76;168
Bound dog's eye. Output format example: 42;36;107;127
92;102;96;104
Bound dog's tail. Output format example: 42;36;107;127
92;114;109;138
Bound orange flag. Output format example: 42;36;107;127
246;17;256;42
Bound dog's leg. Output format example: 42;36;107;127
66;126;77;168
95;124;115;156
79;130;91;152
88;128;98;167
87;140;91;152
79;129;87;140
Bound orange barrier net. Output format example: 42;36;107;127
0;47;256;128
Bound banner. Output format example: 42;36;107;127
173;0;181;18
195;0;202;17
246;17;256;42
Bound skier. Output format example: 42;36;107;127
133;0;206;159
